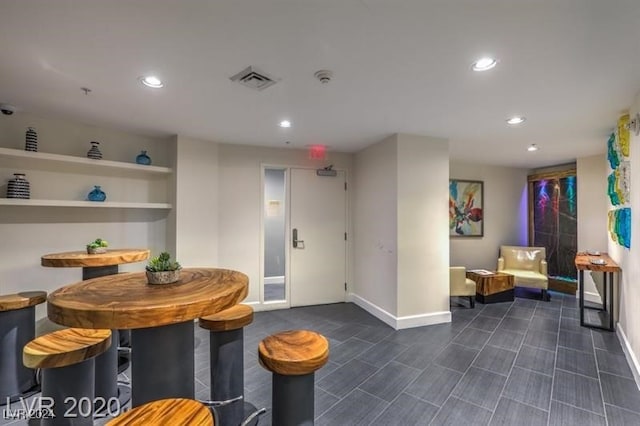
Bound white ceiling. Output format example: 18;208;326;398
1;0;639;168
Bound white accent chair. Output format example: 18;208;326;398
450;267;476;308
497;245;549;301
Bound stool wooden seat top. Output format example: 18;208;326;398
0;291;47;312
199;303;254;331
259;330;329;376
41;248;150;268
106;398;214;426
23;328;112;369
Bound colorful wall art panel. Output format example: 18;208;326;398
608;114;631;248
531;175;578;280
449;179;483;237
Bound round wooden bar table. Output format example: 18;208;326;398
47;268;248;408
41;249;150;280
41;248;150;411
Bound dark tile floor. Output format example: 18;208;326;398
228;293;640;425
3;293;640;425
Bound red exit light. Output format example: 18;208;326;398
308;144;327;160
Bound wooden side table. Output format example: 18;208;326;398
466;271;515;304
575;253;620;331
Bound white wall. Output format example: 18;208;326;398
396;134;449;319
576;154;608;302
611;92;640;387
352;133;451;328
449;162;529;269
169;136;219;267
353;135;398;316
216;144;354;305
0;113;170;321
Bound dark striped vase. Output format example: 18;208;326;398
25;127;38;152
87;141;102;160
6;173;30;199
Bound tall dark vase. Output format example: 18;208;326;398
25;127;38;152
87;141;102;160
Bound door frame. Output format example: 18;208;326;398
259;163;350;310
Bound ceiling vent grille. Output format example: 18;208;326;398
230;66;277;91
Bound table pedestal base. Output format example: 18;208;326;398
82;265;118;280
131;321;195;407
0;306;38;405
476;289;514;304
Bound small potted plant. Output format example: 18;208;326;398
86;238;109;254
145;252;182;285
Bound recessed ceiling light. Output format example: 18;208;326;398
140;76;164;88
528;144;538;152
472;57;497;72
279;120;291;128
507;116;526;125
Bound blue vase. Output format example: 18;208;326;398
136;150;151;165
88;185;106;202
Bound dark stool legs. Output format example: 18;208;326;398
272;373;315;426
0;307;38;404
41;359;95;426
210;328;247;426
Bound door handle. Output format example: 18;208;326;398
293;228;304;249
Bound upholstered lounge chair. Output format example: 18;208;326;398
450;266;476;308
497;245;549;301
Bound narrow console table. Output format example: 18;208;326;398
467;271;515;304
575;252;621;331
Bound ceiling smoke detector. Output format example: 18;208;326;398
314;70;333;84
230;66;277;91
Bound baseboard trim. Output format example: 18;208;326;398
347;293;396;328
264;276;285;285
616;323;640;391
347;293;451;330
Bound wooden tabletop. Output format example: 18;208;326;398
41;248;150;268
259;330;329;375
575;252;621;272
47;268;248;329
106;398;213;426
0;291;47;312
23;328;112;369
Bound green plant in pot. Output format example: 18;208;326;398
146;252;182;284
86;238;108;254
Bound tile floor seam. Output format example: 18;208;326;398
550;398;608;418
603;402;640;416
592;329;611;426
488;303;534;425
500;395;551;414
546;304;560;426
554;366;599;381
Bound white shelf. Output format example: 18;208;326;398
0;198;172;209
0;147;172;175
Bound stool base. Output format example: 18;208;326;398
272;373;315;426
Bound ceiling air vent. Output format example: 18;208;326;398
230;66;277;91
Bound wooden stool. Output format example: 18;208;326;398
23;328;112;425
106;398;213;426
0;291;47;403
199;304;255;426
259;330;329;426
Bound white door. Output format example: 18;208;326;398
290;168;347;306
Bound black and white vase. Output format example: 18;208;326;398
25;127;38;152
87;141;102;160
6;173;30;199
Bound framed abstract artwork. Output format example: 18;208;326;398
449;179;484;237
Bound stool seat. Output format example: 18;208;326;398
259;330;329;376
0;291;46;312
23;328;112;369
199;304;254;332
106;398;214;426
